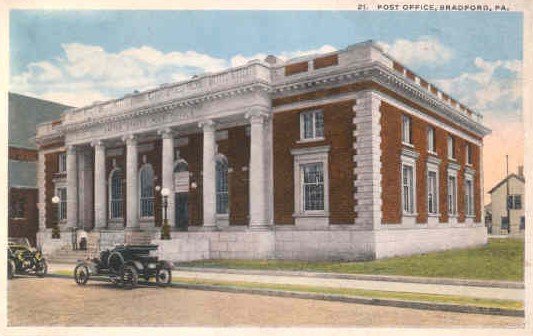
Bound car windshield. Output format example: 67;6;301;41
8;238;31;247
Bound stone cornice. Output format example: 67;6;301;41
272;63;490;138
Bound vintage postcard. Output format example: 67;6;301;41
1;0;531;335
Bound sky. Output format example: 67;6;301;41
9;10;523;201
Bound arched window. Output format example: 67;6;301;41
216;156;229;214
109;169;123;219
139;163;154;217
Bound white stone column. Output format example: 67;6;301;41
159;128;175;228
66;145;78;230
93;140;107;229
246;109;269;227
199;120;216;228
125;135;139;229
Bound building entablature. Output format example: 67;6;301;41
36;40;490;147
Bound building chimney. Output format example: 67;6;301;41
518;165;524;178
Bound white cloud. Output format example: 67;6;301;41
433;57;522;112
11;43;229;107
11;43;339;107
378;36;453;66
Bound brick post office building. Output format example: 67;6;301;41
36;41;490;261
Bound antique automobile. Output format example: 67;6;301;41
7;238;48;279
73;244;172;289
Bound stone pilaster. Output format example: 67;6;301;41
353;91;382;230
199;120;216;229
37;151;46;232
125;135;139;229
246;108;269;228
66;145;78;230
93;140;107;229
159;128;175;228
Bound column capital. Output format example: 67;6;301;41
157;127;175;139
90;139;105;148
122;134;137;146
198;119;216;132
66;144;77;154
245;107;270;124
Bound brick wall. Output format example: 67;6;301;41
272;100;355;225
380;101;482;224
9;147;38;161
9;188;39;246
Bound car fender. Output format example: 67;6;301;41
129;260;144;272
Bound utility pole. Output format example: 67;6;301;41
506;155;511;234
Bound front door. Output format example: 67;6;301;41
175;192;189;231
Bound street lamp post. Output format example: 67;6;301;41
160;187;171;240
51;196;61;239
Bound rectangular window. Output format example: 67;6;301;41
427;171;438;214
402;164;414;214
448;175;457;215
302;163;324;211
513;195;522;210
427;127;436;153
465;179;474;216
447;136;455;159
57;187;67;221
402;115;412;144
300;110;324;140
465;143;472;165
10;198;26;219
58;153;67;172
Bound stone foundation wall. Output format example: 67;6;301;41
54;224;487;263
38;230;72;256
274;229;375;261
374;224;487;259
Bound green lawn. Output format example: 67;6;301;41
178;238;524;281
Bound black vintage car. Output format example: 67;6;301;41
8;238;48;279
73;244;172;289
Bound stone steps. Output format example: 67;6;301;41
47;250;88;263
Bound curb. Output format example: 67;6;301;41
47;273;524;317
174;266;524;289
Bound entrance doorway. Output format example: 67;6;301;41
175;192;189;231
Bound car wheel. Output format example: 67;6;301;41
156;267;172;287
74;264;90;285
121;265;138;290
35;260;48;277
8;260;15;280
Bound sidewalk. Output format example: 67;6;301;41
49;263;524;302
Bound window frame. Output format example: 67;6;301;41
465;177;474;217
301;162;325;212
108;168;124;220
427;169;439;215
138;163;155;219
58;153;67;173
465;143;473;165
10;197;26;219
447;136;456;160
299;110;324;141
291;146;330;218
402;115;412;145
215;155;229;215
56;187;67;221
427;126;436;153
447;174;458;216
401;163;415;214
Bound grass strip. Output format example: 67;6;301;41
178;238;524;281
170;276;523;311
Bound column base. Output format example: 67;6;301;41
248;224;272;231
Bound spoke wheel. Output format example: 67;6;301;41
156;267;172;287
121;265;138;290
35;260;48;277
74;265;90;285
